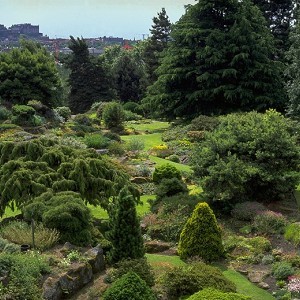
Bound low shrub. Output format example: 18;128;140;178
0;105;11;121
261;254;274;265
166;154;180;163
155;178;189;202
253;210;287;235
282;253;300;268
231;201;266;221
0;237;9;251
187;288;251;300
150;144;172;158
123;101;142;114
103;271;156;300
3;243;20;254
54;106;71;121
1;221;60;251
284;223;300;246
107;258;155;287
152;164;181;184
108;141;125;156
11;104;37;126
103;131;121;142
102;102;125;131
84;133;111;149
272;261;295;280
124;110;142;121
126;138;145;151
74;114;92;126
162;125;189;142
161;262;236;299
189;115;220;131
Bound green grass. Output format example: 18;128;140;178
88;194;154;220
121;133;163;150
146;254;186;270
125;120;170;132
0;206;20;221
222;269;275;300
149;155;192;172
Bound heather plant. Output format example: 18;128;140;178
178;202;224;261
253;210;287;235
231;201;266;221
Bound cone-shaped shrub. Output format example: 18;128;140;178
108;187;145;263
178;202;224;261
103;271;155;300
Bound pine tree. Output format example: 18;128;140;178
109;187;144;264
286;13;300;118
67;36;113;113
178;202;224;262
143;0;286;119
252;0;295;58
143;8;171;84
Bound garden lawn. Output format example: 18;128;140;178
149;155;192;173
121;133;163;150
125;120;170;133
88;194;155;219
147;254;274;300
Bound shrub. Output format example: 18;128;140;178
102;102;125;131
155;178;189;202
73;114;92;126
178;202;224;262
124;110;142;121
11;104;36;126
150;144;172;158
282;253;300;268
284;223;300;246
187;288;251;300
189;115;220;132
1;221;60;251
108;258;155;287
0;105;11;121
166;154;180;163
231;201;266;221
272;262;295;280
108;141;125;156
161;262;236;299
262;254;274;265
84;133;111;149
103;131;121;142
126;138;145;151
253;210;287;235
136;164;151;177
123;101;141;113
54;106;71;121
3;243;20;254
103;271;156;300
0;238;9;251
152;164;181;184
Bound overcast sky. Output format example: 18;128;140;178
0;0;195;39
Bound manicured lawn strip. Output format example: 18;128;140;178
125;120;170;132
121;133;163;150
222;269;275;300
146;253;186;269
149;155;192;172
88;194;154;220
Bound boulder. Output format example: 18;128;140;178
248;270;269;283
84;245;105;273
131;177;148;184
258;282;270;289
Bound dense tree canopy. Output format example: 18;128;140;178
192;110;300;207
0;137;138;216
0;40;62;108
68;36;114;113
143;0;286;119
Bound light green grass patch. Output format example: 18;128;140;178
149;155;192;173
222;269;275;300
88;194;154;220
122;133;163;150
0;206;21;221
125;120;170;132
146;254;186;270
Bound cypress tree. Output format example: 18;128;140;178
178;202;224;262
143;0;286;119
109;187;144;264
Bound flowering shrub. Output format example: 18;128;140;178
150;144;172;158
253;210;287;235
288;276;300;295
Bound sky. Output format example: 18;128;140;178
0;0;195;39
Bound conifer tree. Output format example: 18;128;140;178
109;187;144;264
67;36;113;113
143;8;171;84
178;202;224;262
143;0;286;119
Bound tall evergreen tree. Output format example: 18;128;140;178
286;13;300;118
67;36;113;113
143;8;171;84
252;0;295;58
108;187;144;264
143;0;286;119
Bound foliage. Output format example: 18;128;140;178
143;0;285;119
54;106;71;121
187;288;251;300
161;262;236;299
152;163;181;184
0;251;50;299
178;202;224;262
272;262;295;280
67;36;114;113
0;105;11;122
103;271;155;300
192;110;300;207
108;258;155;287
124;110;142;121
253;210;287;235
166;154;180;163
1;220;59;251
150;144;172;158
189;115;220;132
102;101;125;131
0;39;62;108
73;113;92;126
108;187;144;264
11;104;39;127
284;223;300;246
24;191;92;246
0;137;136;216
126;137;145;151
231;202;266;221
84;133;111;149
